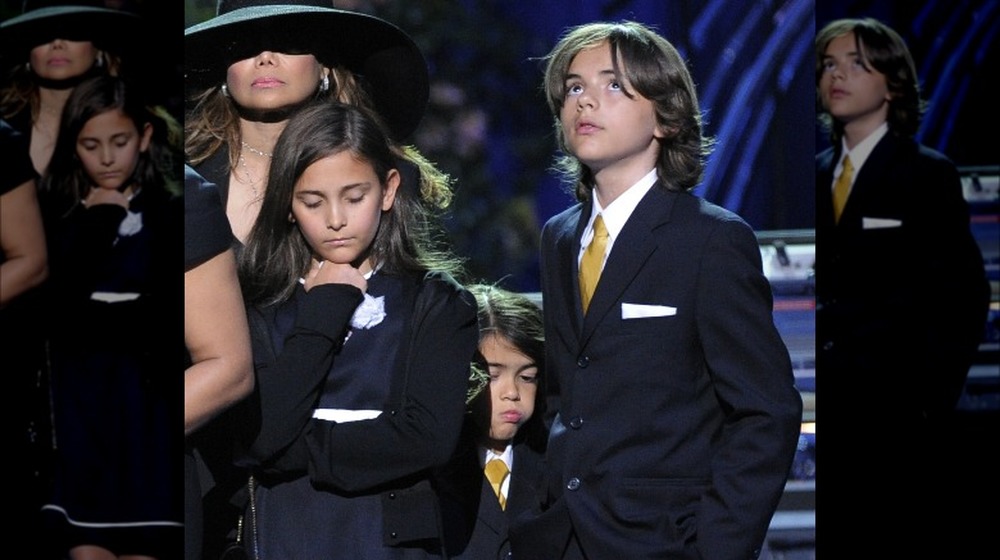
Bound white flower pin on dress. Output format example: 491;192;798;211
117;210;143;237
350;293;386;330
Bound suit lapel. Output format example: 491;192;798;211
506;446;544;517
839;134;896;229
477;476;507;535
816;147;837;231
581;185;674;345
554;205;588;336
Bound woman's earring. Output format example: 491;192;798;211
25;61;31;72
319;74;330;94
95;52;105;68
221;83;230;98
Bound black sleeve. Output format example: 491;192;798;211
1;119;37;196
242;283;363;473
184;164;234;271
304;277;479;493
910;153;990;416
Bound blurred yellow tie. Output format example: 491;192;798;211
579;214;608;313
484;458;509;510
833;155;854;224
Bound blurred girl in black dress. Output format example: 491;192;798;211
37;74;183;560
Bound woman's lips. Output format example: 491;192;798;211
252;77;284;88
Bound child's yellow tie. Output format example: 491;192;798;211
833;155;854;224
484;458;509;510
579;214;608;313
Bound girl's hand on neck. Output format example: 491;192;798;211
301;258;367;293
83;186;130;209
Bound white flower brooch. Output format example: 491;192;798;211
350;293;386;330
117;210;143;237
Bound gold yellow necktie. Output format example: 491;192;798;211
832;155;854;224
484;458;509;510
579;214;608;313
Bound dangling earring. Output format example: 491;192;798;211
25;61;31;72
95;52;105;68
319;74;330;94
221;83;230;98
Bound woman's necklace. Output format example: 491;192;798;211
241;140;273;158
236;141;273;201
236;154;262;199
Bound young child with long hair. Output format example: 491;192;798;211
36;74;183;560
510;21;803;560
815;17;989;556
234;100;477;558
443;284;547;559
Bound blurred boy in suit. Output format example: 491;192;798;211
814;17;990;556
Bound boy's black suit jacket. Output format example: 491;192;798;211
816;132;988;421
511;184;803;560
814;133;990;555
442;432;546;560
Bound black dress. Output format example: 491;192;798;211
184;165;236;560
39;184;184;558
252;273;405;558
1;118;51;549
241;271;479;559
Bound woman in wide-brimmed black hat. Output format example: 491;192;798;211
184;0;435;243
0;1;139;175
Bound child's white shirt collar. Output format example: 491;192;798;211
583;168;658;251
836;122;888;184
481;443;514;470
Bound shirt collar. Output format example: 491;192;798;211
481;443;513;469
588;168;658;241
839;122;888;176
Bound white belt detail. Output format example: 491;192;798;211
312;408;382;422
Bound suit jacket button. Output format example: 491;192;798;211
388;492;396;499
576;356;589;368
566;477;581;491
569;416;583;429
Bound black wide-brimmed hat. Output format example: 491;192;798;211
0;1;139;56
185;0;429;141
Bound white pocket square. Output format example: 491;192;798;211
621;303;676;319
862;217;902;229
